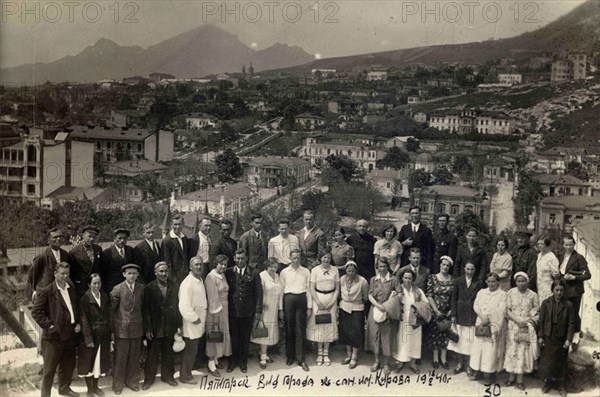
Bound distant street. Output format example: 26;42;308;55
490;181;515;233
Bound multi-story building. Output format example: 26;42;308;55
412;185;490;226
428;109;515;135
534;174;590;197
551;53;588;82
170;183;259;219
0;130;94;206
497;73;522;85
294;113;325;128
242;156;310;188
366;70;388;81
110;110;147;128
300;135;387;173
365;168;411;205
69;125;174;163
536;195;600;233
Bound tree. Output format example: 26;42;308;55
215;148;243;183
376;147;410;170
432;166;455;185
406;137;420;152
452;155;474;179
409;169;432;190
566;160;588;181
453;209;491;247
328;183;386;219
513;171;543;227
321;154;363;185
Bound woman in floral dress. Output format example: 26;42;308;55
251;258;284;369
426;256;455;369
503;272;539;391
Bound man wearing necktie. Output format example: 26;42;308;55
239;214;268;271
189;218;213;278
398;206;434;270
297;210;326;270
224;249;263;373
134;223;163;284
100;228;135;294
162;214;190;285
210;219;238;268
111;264;144;395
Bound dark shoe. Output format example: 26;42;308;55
162;379;178;387
441;361;449;370
383;364;392;375
489;373;497;383
92;378;105;396
342;357;351;365
453;365;464;374
217;361;225;370
371;362;380;372
410;366;420;374
142;382;153;391
432;361;439;369
349;359;358;370
415;359;422;366
226;365;235;373
286;358;294;366
179;377;198;385
541;383;551;394
240;366;247;373
208;368;222;378
59;389;80;397
126;384;140;392
504;380;515;387
395;363;404;373
299;362;309;372
517;383;525;391
266;357;274;363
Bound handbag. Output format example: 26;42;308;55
436;316;452;331
315;311;332;325
252;320;269;339
447;324;460;343
207;323;224;343
516;324;531;344
475;323;491;338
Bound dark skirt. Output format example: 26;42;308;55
339;309;364;348
538;335;569;382
77;336;111;376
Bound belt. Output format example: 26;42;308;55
315;288;336;294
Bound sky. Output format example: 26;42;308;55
0;0;587;69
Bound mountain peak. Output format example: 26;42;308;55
92;38;119;50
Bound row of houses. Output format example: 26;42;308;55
412;109;516;135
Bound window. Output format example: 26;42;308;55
437;203;446;213
450;204;459;215
386;182;391;189
97;142;102;150
549;213;556;224
464;205;474;212
421;202;430;212
27;184;35;194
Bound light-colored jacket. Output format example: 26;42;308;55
178;273;208;339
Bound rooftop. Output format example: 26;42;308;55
244;156;309;167
573;221;600;253
418;184;480;197
541;195;600;210
178;182;254;204
69;125;155;142
45;186;115;201
295;113;324;120
534;173;589;186
104;159;168;177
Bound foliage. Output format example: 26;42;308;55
215;148;243;183
406;137;420;152
328;182;386;220
453;209;491;247
321;154;363;185
566;160;588;181
408;169;433;190
432;166;455;185
513;170;543;227
376;147;410;170
452;155;474;179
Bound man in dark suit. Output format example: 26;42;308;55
557;235;591;349
162;214;190;285
111;263;144;394
296;210;326;270
31;262;81;397
432;214;458;274
27;228;72;301
397;248;430;292
134;223;163;284
69;225;102;296
347;219;377;281
209;219;237;268
225;249;263;373
239;214;268;271
142;262;182;390
100;228;135;294
398;206;434;269
511;229;537;291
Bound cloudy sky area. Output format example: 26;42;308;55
0;0;586;68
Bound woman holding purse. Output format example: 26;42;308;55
307;251;340;366
204;255;232;377
469;272;507;382
251;258;284;369
426;256;455;370
78;273;111;397
503;272;539;391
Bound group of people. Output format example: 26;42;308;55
28;207;591;397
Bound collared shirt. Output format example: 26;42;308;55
560;252;572;275
146;239;159;256
126;282;135;294
411;223;420;234
236;266;246;277
268;234;300;264
170;230;184;251
116;245;125;258
410;265;420;275
252;229;262;240
56;282;75;324
196;231;211;262
466;276;472;289
303;226;316;236
280;265;310;294
51;248;61;263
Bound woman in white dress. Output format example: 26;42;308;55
536;236;559;302
204;255;232;377
489;237;512;292
394;268;428;374
374;224;403;275
469;272;507;382
307;252;340;366
251;258;284;369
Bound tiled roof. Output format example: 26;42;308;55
69;125;154;141
178;183;254;204
244;156;309;167
534;173;589;186
104;159;168;177
419;185;479;197
541;195;600;210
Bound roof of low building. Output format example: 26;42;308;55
418;184;480;197
178;182;254;204
244;156;309;167
295;112;324;120
69;125;155;141
104;159;168;177
45;186;114;201
534;173;589;186
540;195;600;210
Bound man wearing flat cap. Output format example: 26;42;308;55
69;225;102;296
111;263;144;394
142;262;182;390
510;229;537;291
100;228;135;294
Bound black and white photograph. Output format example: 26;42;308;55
0;0;599;396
